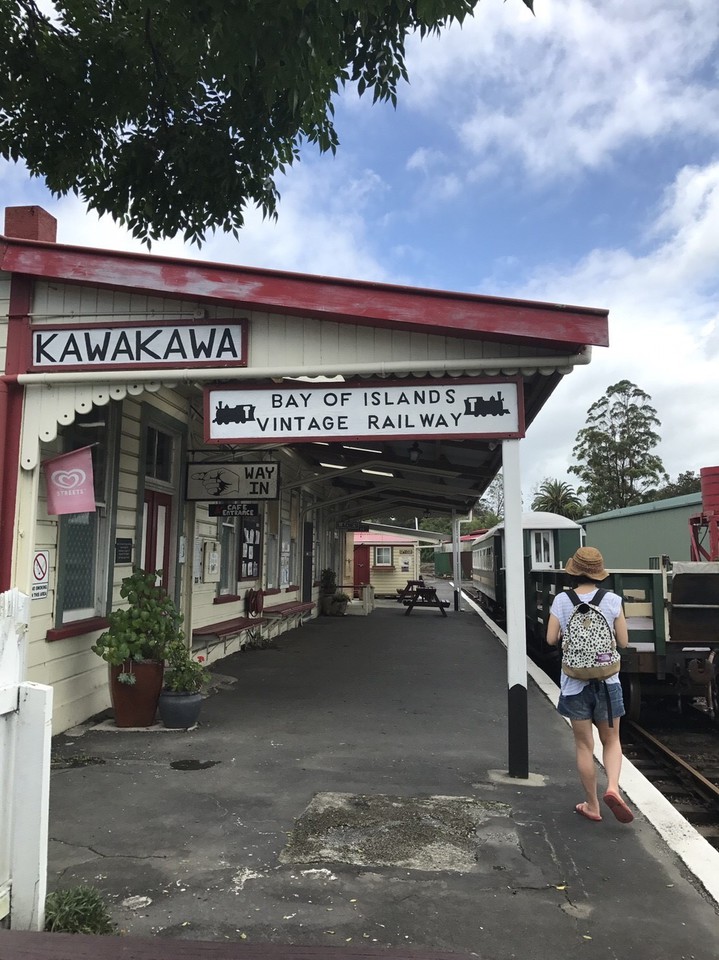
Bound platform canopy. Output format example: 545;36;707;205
2;228;609;522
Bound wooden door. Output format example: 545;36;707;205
353;544;370;596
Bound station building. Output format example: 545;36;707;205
0;205;609;735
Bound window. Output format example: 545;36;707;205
218;519;238;595
217;513;263;594
240;516;262;580
145;426;173;482
55;409;116;625
532;531;553;568
375;546;392;566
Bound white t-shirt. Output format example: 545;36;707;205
550;587;623;696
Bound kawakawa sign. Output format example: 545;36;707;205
30;320;247;370
205;378;524;443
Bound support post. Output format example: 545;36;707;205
452;511;461;611
11;681;53;930
502;439;528;778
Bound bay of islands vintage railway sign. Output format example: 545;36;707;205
30;319;247;370
205;378;524;444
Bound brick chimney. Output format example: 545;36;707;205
3;205;57;242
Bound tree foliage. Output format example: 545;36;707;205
569;379;668;514
531;478;583;519
644;470;702;502
0;0;534;244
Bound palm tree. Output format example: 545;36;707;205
531;479;583;519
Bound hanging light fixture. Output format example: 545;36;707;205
409;442;421;463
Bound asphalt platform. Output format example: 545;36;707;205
39;579;719;959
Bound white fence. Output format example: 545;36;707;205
0;589;52;930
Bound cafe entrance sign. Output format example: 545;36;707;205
205;377;524;444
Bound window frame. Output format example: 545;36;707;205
374;545;393;567
51;406;119;633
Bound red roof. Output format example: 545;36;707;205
0;234;609;348
354;532;419;545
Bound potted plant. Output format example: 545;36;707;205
330;591;351;616
319;568;338;615
158;641;208;729
91;568;183;727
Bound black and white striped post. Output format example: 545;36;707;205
452;511;462;611
502;439;529;779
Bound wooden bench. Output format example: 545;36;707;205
396;579;425;602
264;600;315;623
402;586;449;617
192;616;267;645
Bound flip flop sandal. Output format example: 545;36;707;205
603;791;634;823
575;802;602;822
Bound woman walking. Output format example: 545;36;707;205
546;546;634;823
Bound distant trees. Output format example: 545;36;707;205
531;479;583;519
569;380;668;514
645;471;701;502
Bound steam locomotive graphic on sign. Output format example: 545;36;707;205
463;391;511;417
213;401;257;425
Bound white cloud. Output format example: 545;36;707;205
513;159;719;498
403;0;719;184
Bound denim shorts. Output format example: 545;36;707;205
557;681;626;723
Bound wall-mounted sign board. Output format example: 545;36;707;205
30;320;247;371
186;462;279;501
208;502;260;518
204;377;524;443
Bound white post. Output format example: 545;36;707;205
502;439;528;778
0;588;53;930
11;680;53;930
451;512;461;611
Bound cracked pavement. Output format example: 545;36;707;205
47;599;719;958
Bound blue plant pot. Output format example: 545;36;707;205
158;691;203;729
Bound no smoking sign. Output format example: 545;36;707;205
32;550;49;600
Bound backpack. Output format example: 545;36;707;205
561;589;621;680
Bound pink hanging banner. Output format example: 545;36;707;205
43;446;97;515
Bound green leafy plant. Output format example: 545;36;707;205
333;592;351;604
45;885;115;935
92;568;184;684
164;640;208;694
319;568;338;595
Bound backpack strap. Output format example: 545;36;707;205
566;589;581;607
567;587;607;607
590;679;615;728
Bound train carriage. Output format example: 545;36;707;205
469;511;719;721
470;511;583;614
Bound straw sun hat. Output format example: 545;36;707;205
564;546;608;581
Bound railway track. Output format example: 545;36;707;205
621;716;719;850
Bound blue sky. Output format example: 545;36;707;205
3;0;719;502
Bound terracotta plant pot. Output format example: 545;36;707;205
158;691;203;729
109;660;164;728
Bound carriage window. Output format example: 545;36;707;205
532;531;553;568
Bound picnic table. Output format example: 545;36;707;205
396;579;449;617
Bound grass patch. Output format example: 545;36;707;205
45;885;115;935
